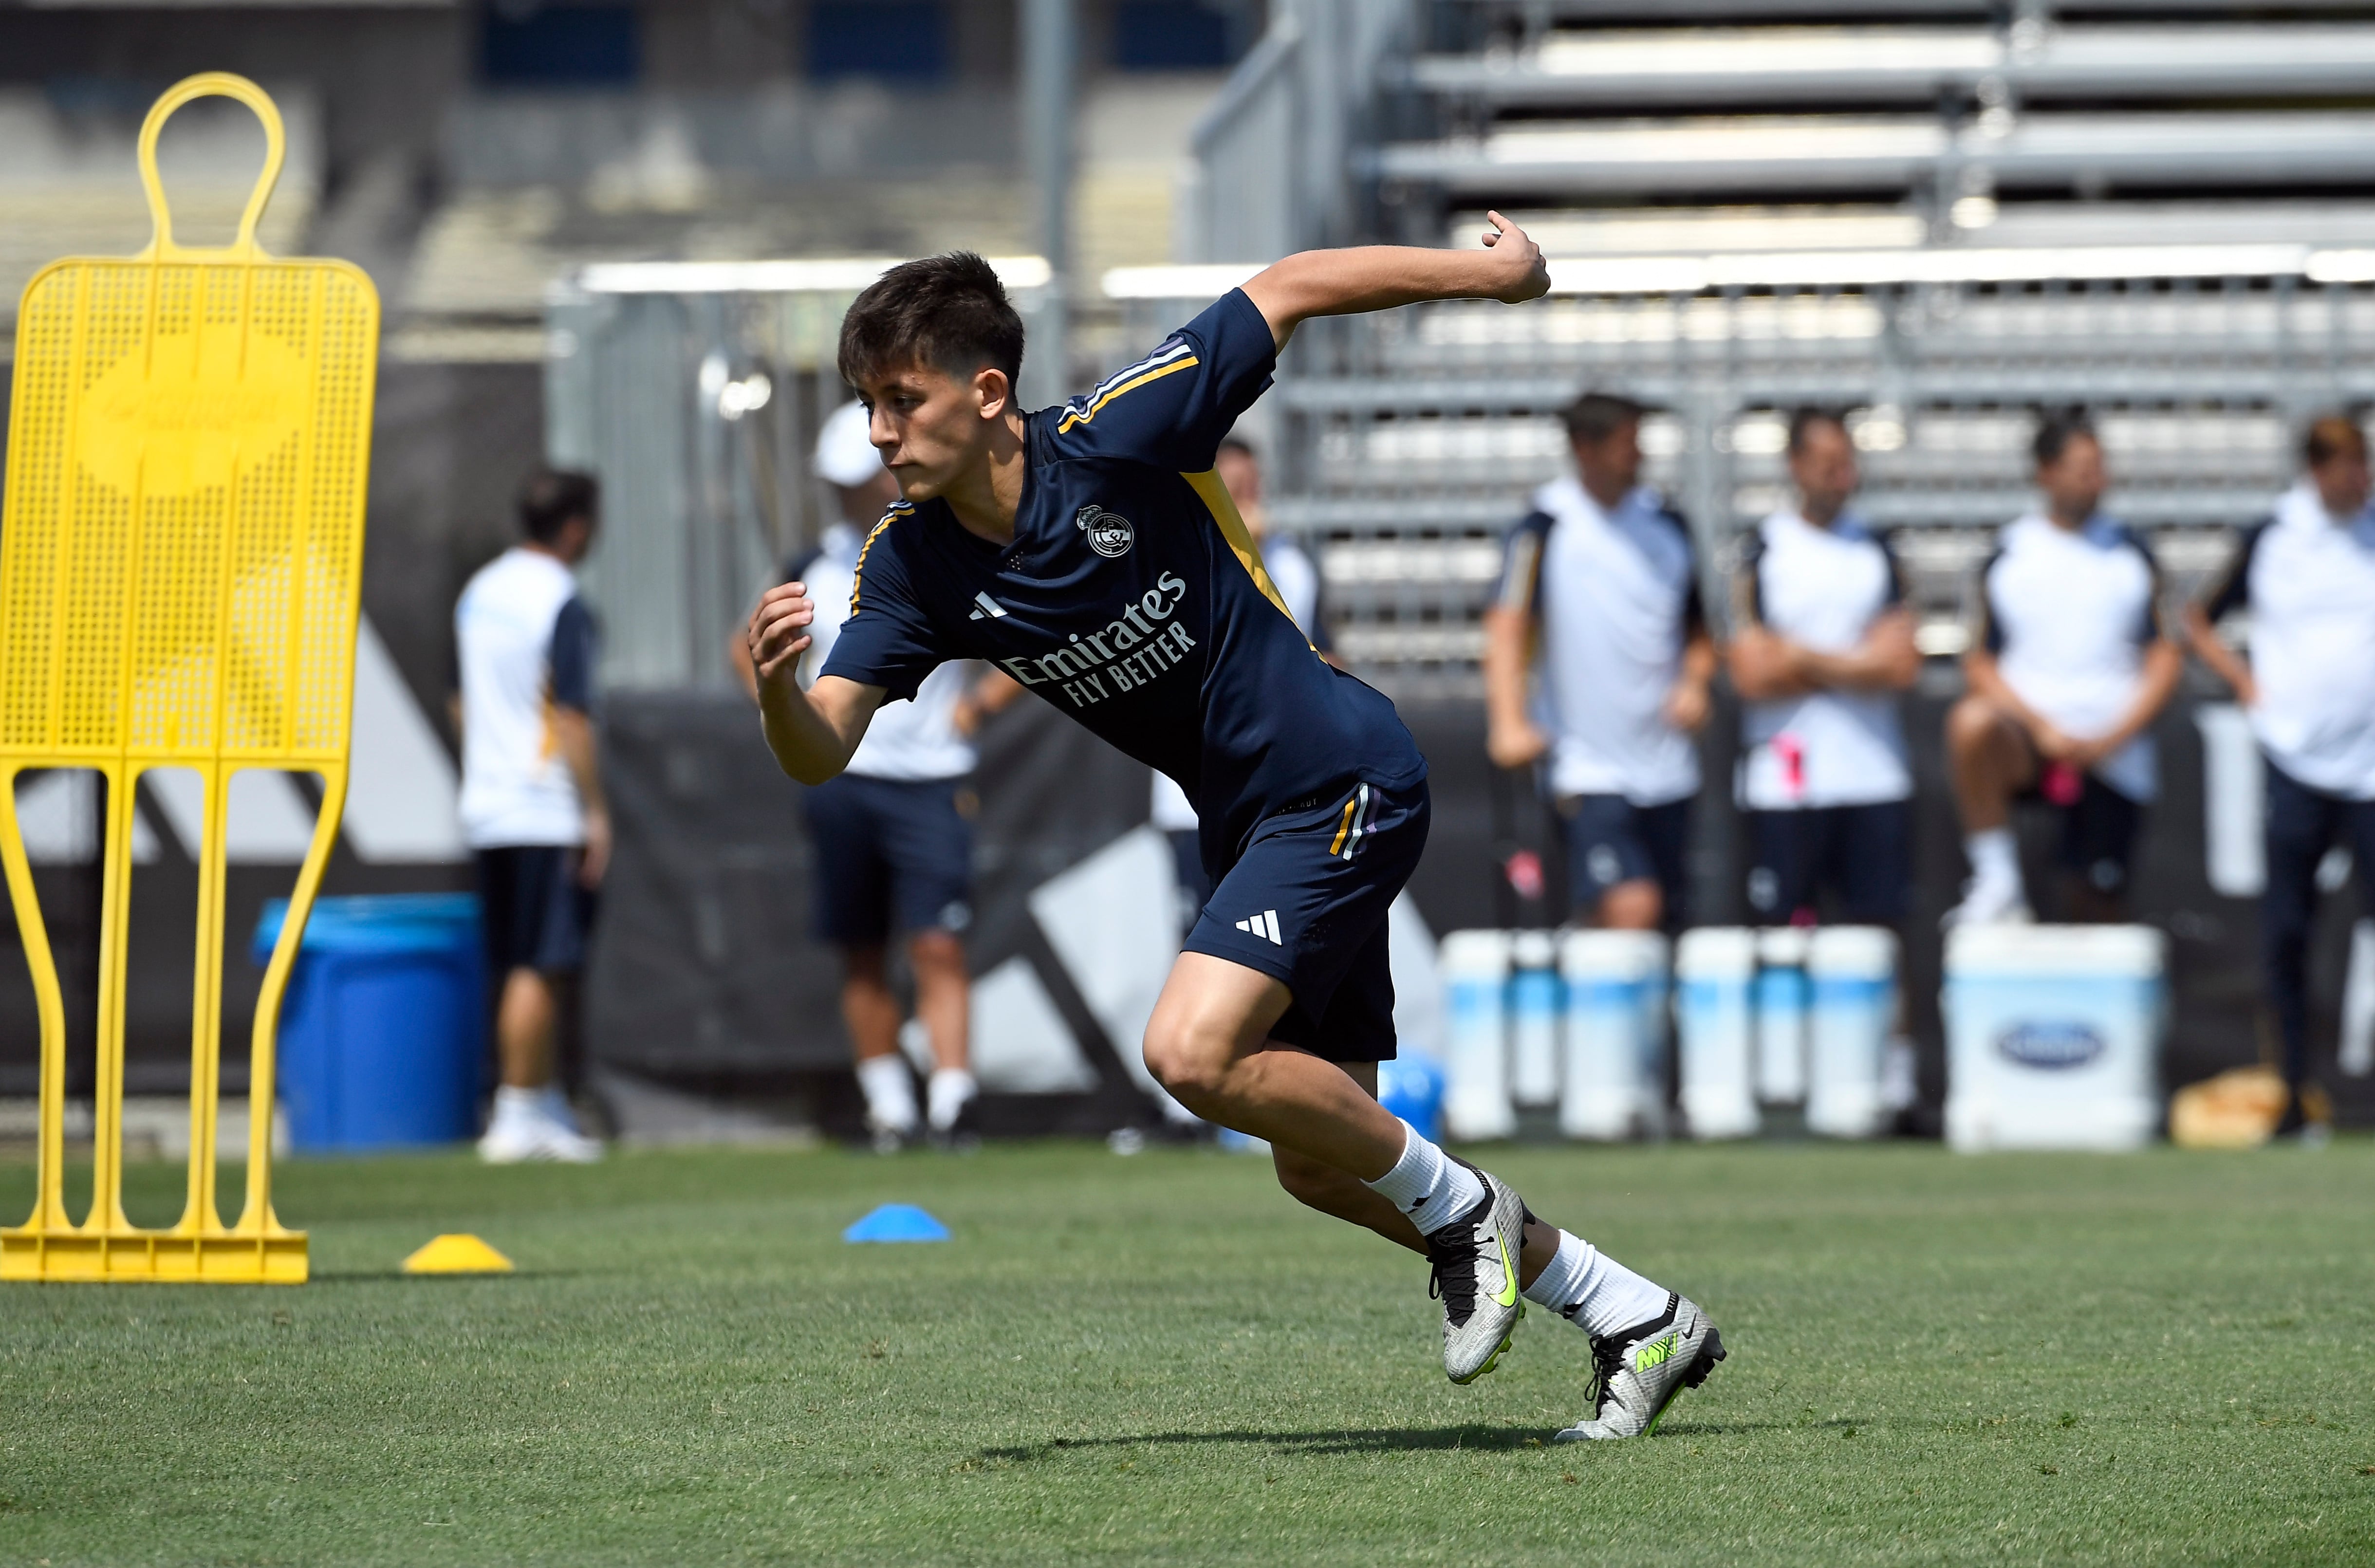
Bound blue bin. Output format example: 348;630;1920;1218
252;894;485;1152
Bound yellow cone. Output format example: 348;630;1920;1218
402;1234;514;1274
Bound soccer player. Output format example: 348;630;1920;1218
2187;414;2375;1138
1946;410;2183;924
457;466;608;1164
1727;409;1921;926
1484;391;1712;930
745;225;1724;1439
732;400;1020;1149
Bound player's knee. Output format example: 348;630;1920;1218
1944;695;1998;758
1598;879;1662;930
907;927;965;975
1141;1016;1228;1105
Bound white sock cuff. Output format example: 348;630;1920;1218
1521;1230;1590;1312
1362;1121;1484;1236
1967;827;2019;880
856;1055;918;1131
926;1068;978;1131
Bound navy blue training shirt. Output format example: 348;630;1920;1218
820;288;1425;868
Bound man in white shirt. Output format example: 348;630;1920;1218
1485;392;1713;929
456;467;609;1163
2188;413;2375;1135
1727;409;1922;925
734;401;1017;1148
1151;435;1331;919
1947;410;2183;924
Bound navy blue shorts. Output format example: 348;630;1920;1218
802;773;974;947
1554;793;1690;922
476;846;597;976
1746;800;1911;924
1182;775;1429;1063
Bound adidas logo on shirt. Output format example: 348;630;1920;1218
1234;909;1283;945
968;591;1008;621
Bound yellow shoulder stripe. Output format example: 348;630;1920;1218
1182;469;1317;655
848;507;905;615
1057;355;1200;432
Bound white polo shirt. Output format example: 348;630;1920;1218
1977;513;2167;804
1732;509;1912;811
456;547;596;849
798;522;976;783
1497;478;1703;806
2202;481;2375;799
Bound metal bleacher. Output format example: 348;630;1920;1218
1171;0;2375;698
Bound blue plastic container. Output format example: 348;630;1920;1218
1377;1054;1447;1145
251;894;485;1152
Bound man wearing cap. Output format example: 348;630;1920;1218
734;401;1018;1147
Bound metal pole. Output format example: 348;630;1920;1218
1021;0;1073;411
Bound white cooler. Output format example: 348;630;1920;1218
1806;926;1898;1139
1944;924;2164;1151
1676;927;1759;1139
1753;926;1811;1105
1559;930;1669;1141
1441;930;1517;1140
1509;930;1561;1108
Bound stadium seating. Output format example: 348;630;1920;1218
1186;0;2375;694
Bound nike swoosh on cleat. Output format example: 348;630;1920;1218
1492;1231;1519;1309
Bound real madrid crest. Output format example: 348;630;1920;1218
1075;503;1134;559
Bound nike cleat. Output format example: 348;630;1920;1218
1427;1165;1528;1384
1555;1293;1724;1441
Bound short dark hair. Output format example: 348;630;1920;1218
2032;407;2097;470
2302;412;2368;469
1786;406;1850;455
1561;391;1645;444
837;251;1025;390
1217;434;1259;462
517;466;598;544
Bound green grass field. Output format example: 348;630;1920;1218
4;1138;2372;1566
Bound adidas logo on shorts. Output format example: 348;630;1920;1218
1234;909;1283;945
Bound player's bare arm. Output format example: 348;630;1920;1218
1241;211;1551;350
1480;602;1551;767
1664;628;1719;731
747;579;884;784
2183;599;2260;708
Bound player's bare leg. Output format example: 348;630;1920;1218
1944;697;2037;924
908;928;978;1139
1267;1062;1559;1279
1143;952;1718;1414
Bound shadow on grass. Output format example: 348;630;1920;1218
982;1415;1862;1459
983;1425;1550;1460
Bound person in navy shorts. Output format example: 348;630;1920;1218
743;224;1724;1439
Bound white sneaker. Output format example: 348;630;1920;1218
478;1108;603;1164
1942;876;2032;929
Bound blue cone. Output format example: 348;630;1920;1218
843;1203;950;1243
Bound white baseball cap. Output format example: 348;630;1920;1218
813;400;885;488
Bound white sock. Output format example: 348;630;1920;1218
537;1083;580;1131
1966;828;2021;891
490;1085;543;1129
856;1055;918;1134
1520;1229;1673;1340
1362;1120;1485;1236
926;1068;977;1132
